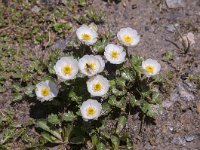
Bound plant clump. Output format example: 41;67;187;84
32;23;163;149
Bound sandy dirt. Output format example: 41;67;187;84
91;0;200;149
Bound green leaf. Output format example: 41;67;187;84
14;128;25;139
21;73;33;81
130;55;143;70
41;132;56;143
0;85;6;93
108;95;117;106
116;116;127;134
68;90;82;103
36;121;62;140
129;95;140;107
48;65;56;75
153;76;164;83
63;112;76;122
121;68;135;81
53;23;71;33
141;101;149;114
108;96;126;110
111;135;119;150
126;138;133;150
96;142;106;150
62;124;73;142
102;102;112;115
47;114;60;125
150;92;161;104
69;136;85;144
12;93;23;102
93;37;108;53
140;86;151;98
12;72;21;79
1;128;15;144
99;131;110;139
141;102;161;117
130;56;143;76
117;77;126;87
147;104;162;117
25;84;35;97
91;135;98;147
78;0;86;6
111;88;126;96
162;51;174;61
110;80;116;87
12;83;21;92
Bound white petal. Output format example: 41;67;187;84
142;59;161;77
87;75;110;97
80;99;102;120
117;27;140;47
95;55;105;73
76;25;98;45
78;55;101;76
104;44;126;64
35;80;58;102
54;57;79;81
48;81;59;97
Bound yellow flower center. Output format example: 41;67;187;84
84;63;95;74
111;51;119;59
123;35;133;44
86;107;96;116
82;33;91;40
62;65;73;75
41;87;50;96
145;66;154;73
93;82;102;92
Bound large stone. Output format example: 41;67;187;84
185;134;197;142
178;83;195;101
166;0;186;8
172;137;186;146
165;24;179;33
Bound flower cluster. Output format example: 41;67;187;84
35;24;161;121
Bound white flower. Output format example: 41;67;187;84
35;80;58;102
80;99;102;121
142;59;161;77
104;44;126;64
87;75;110;97
76;24;98;45
117;27;140;47
78;55;105;76
54;57;79;81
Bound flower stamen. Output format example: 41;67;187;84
145;66;154;73
93;82;102;92
62;65;73;75
111;51;120;59
41;87;50;96
82;34;91;40
123;35;133;44
86;107;96;116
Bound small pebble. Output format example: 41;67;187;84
165;24;179;33
180;32;195;47
166;0;186;8
162;101;173;108
172;137;186;146
31;6;41;13
196;103;200;114
185;135;195;142
178;83;195;101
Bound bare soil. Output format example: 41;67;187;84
91;0;200;149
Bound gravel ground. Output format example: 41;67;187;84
0;0;200;149
90;0;200;149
